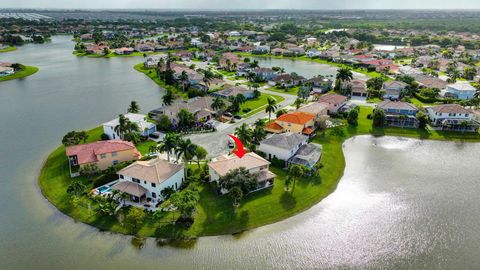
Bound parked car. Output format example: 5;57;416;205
233;115;242;120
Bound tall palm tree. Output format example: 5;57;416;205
234;123;252;147
202;69;215;88
289;165;305;192
114;114;129;139
175;139;197;177
158;133;178;162
179;71;189;92
194;146;207;169
211;96;226;113
265;97;278;121
162;90;174;106
336;67;353;84
234;94;246;105
127;101;140;113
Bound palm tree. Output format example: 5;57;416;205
211;96;226;111
127;101;140;113
234;94;246;105
194;146;207;169
114;114;129;139
294;98;304;109
336;67;353;84
250;126;266;151
175;139;197;177
246;71;256;82
162;90;174;106
254;118;266;129
265;97;278;121
289;165;305;192
179;71;189;92
250;60;259;69
158;133;178;162
202;69;215;88
234;123;252;147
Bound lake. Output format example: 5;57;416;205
1;36;480;270
250;56;369;80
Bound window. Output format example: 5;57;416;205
112;152;118;157
112;160;118;166
119;175;124;179
144;181;147;184
132;178;140;183
151;183;156;188
175;183;178;190
152;192;157;198
100;154;106;159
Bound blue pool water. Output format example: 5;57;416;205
98;186;111;194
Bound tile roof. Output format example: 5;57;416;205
378;100;418;111
208;152;270;177
276;112;315;125
428;104;471;114
118;158;184;184
111;181;147;197
260;132;308;150
66;140;139;165
317;93;348;105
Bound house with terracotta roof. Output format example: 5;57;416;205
159;96;217;123
266;111;316;136
317;93;348;114
341;79;368;98
426;104;480;132
208;152;275;193
377;101;419;128
66;140;141;174
112;158;184;203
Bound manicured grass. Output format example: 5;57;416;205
133;63;188;99
0;66;39;82
73;50;158;58
266;86;301;96
239;93;285;118
0;46;16;53
39;106;480;239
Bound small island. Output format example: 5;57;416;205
0;62;39;82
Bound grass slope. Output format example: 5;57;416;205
38;107;480;239
0;46;16;53
0;66;39;82
133;63;188;99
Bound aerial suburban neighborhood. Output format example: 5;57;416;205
1;4;480;270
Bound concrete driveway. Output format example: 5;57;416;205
186;88;297;158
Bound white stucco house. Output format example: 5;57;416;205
382;81;408;100
444;82;476;100
208;152;276;193
103;113;156;140
426;104;479;132
112;158;185;203
0;66;14;77
258;132;309;161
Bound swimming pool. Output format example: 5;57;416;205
97;186;112;194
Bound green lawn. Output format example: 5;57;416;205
266;86;301;96
0;66;39;82
0;46;16;53
239;93;285;118
39;106;480;239
73;50;158;58
133;63;188;99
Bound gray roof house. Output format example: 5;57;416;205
288;143;323;169
382;81;408;100
258;132;308;161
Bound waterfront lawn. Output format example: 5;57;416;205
239;93;285;118
0;66;39;82
133;63;188;99
39;107;480;239
0;46;16;53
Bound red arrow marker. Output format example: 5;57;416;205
228;134;247;159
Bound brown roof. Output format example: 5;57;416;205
208;152;270;177
378;100;418;111
317;93;348;105
118;158;184;184
111;181;147;197
66;140;139;165
428;104;471;114
266;122;284;131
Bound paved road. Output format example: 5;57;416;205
186;87;297;158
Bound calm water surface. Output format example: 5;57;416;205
251;56;369;80
1;36;480;270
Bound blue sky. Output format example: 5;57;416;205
2;0;479;9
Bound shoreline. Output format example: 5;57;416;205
37;105;480;239
0;46;17;53
0;66;39;82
